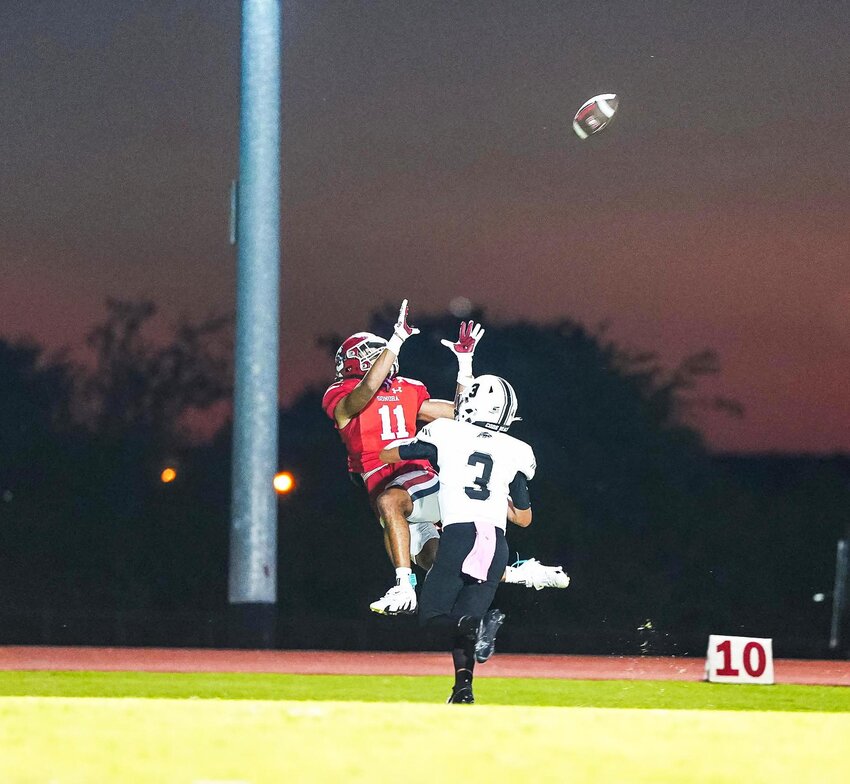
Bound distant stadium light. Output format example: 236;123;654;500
273;471;294;495
160;467;178;484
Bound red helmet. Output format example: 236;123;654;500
335;332;398;380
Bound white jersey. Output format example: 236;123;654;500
415;418;536;530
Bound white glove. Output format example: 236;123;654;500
441;320;485;385
386;299;420;356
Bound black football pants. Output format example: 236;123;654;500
418;522;509;627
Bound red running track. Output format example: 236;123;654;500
0;647;848;686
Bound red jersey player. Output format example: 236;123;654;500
323;300;482;615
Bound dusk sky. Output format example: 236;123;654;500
2;1;849;453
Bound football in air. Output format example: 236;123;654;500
572;93;619;139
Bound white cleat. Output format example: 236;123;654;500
369;581;418;615
509;558;570;590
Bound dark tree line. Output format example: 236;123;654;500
0;300;232;616
0;301;847;655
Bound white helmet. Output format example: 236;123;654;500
456;374;520;432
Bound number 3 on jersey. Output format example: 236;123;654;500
378;404;410;440
465;451;493;500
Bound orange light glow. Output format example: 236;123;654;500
273;471;295;494
160;467;177;484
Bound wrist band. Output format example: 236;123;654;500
456;354;473;386
386;333;404;356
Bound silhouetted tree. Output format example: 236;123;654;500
0;340;77;608
70;299;233;610
1;300;234;616
81;298;232;442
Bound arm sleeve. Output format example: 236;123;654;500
397;441;438;468
508;472;531;510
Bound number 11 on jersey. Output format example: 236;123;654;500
378;404;410;440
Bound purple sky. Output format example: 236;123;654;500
2;1;849;452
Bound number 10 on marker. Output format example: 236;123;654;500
705;635;775;684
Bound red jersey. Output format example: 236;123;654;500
322;375;431;475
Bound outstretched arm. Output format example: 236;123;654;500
417;320;485;423
334;300;419;429
380;439;438;468
417;398;454;422
334;350;396;427
443;319;485;391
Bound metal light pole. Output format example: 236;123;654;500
829;538;848;654
228;0;281;647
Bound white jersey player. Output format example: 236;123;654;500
415;414;535;532
380;374;559;704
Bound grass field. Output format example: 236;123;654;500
0;671;848;783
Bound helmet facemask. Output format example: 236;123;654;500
335;333;399;380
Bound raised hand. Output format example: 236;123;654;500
441;320;484;386
394;298;420;341
387;299;420;356
441;320;485;356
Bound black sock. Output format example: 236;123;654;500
452;624;476;691
424;615;479;691
452;651;474;690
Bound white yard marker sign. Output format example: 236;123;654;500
705;634;775;684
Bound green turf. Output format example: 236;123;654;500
0;670;847;711
2;697;849;783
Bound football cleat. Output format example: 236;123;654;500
446;686;475;704
369;578;417;616
474;609;506;664
509;558;570;590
